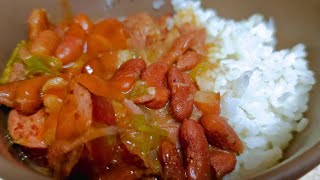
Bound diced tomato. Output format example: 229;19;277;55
194;91;220;115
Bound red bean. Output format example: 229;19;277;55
8;108;46;148
55;23;86;64
28;9;49;40
29;30;60;56
180;119;210;180
177;51;202;71
159;140;186;180
209;147;237;178
111;59;146;92
168;67;194;121
73;14;92;33
13;76;50;115
200;114;244;154
140;62;169;109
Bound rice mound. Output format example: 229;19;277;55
171;0;315;178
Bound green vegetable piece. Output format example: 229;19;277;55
0;41;27;84
24;55;62;77
129;81;149;99
132;115;167;136
112;100;127;119
121;114;167;174
190;61;216;81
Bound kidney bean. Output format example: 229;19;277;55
178;25;207;56
177;51;202;71
209;147;237;178
180;119;210;180
13;76;50;115
182;73;197;94
73;14;92;33
29;30;60;56
55;23;86;64
159;140;186;180
111;59;146;92
168;67;194;121
140;62;169;109
200;114;244;154
28;9;49;40
158;33;194;66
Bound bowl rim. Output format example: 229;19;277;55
0;142;320;179
249;142;320;180
0;0;319;179
0;156;49;180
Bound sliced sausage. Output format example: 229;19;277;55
8;108;46;148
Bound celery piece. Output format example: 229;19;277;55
24;55;62;77
0;41;27;84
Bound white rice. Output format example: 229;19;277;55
171;0;315;178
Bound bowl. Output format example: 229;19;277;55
0;0;319;179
